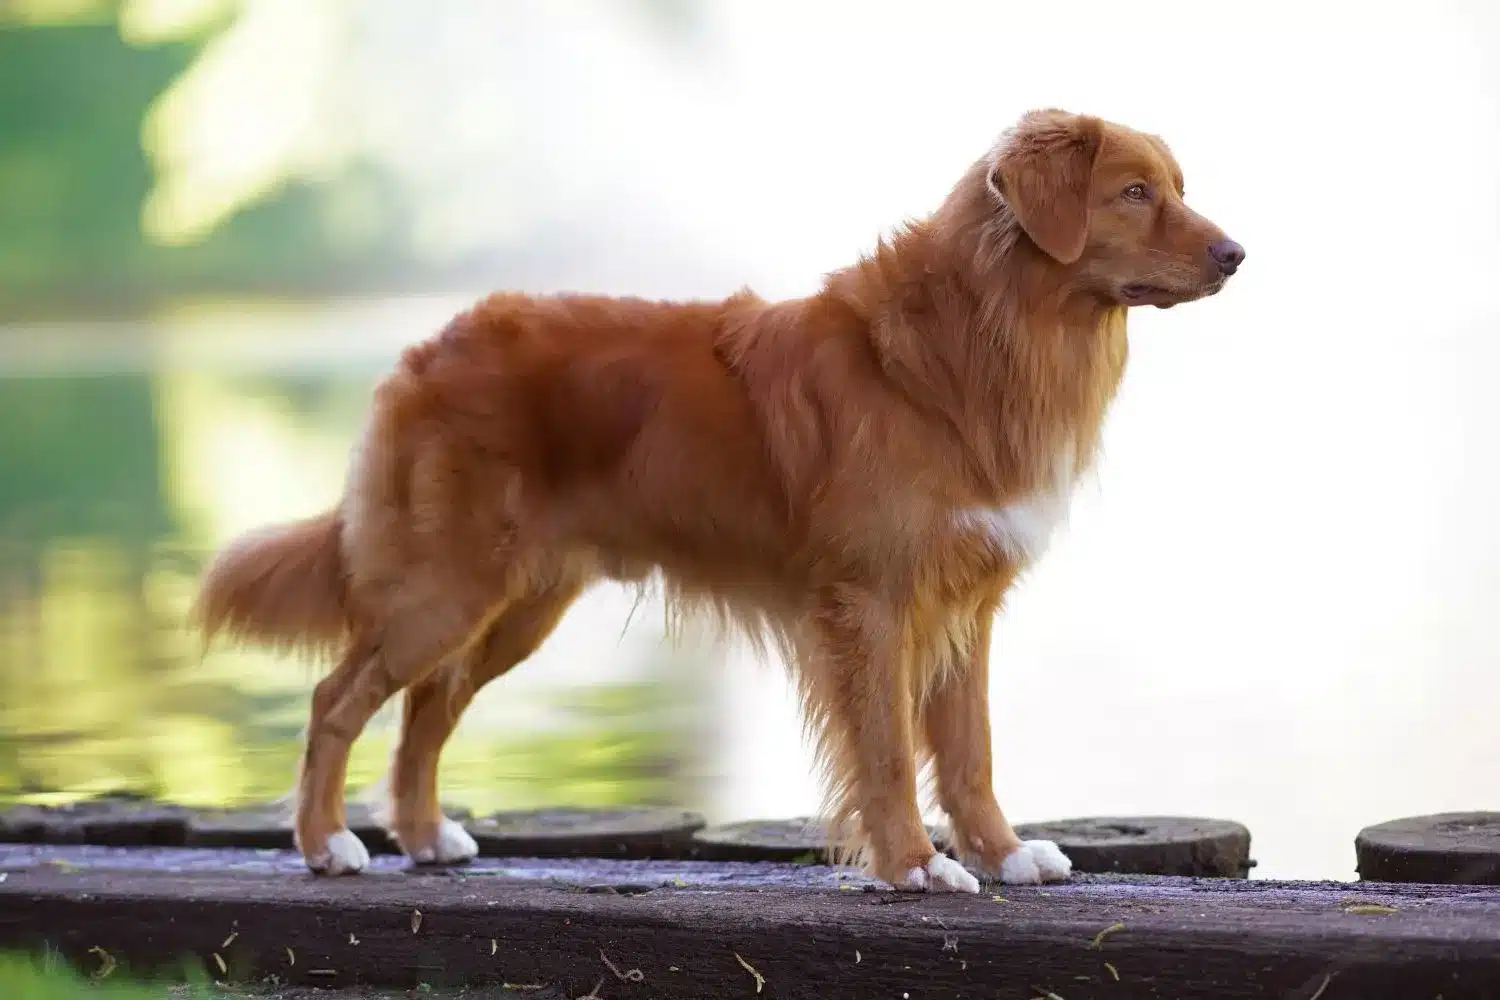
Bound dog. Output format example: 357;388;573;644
195;108;1242;892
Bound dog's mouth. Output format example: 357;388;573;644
1121;284;1178;309
1121;278;1225;310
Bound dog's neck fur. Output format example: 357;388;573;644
823;157;1129;502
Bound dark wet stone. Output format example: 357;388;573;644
1357;812;1500;885
693;817;947;864
0;795;190;847
464;806;705;859
186;802;472;853
691;816;833;862
1011;815;1255;878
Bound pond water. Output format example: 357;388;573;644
0;298;720;818
2;297;1499;882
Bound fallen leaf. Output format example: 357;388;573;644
1089;921;1126;949
600;949;645;982
88;946;116;980
734;951;766;994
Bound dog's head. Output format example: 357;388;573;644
986;109;1242;309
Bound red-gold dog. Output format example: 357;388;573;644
197;109;1242;891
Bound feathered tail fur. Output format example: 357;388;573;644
193;510;349;657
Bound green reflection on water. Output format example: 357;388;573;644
0;314;710;814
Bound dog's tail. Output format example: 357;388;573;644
193;510;349;657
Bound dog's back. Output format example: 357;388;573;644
355;292;809;591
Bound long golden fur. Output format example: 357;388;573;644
196;109;1242;891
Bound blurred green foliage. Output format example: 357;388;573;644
0;12;416;317
0;0;714;815
0;950;209;999
0;0;703;319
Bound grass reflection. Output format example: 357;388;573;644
0;317;709;815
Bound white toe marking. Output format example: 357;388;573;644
925;852;981;893
1025;839;1073;882
309;829;370;876
410;817;479;865
897;865;929;891
998;846;1042;884
997;840;1073;885
894;854;980;894
434;817;479;863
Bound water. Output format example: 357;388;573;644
0;298;718;817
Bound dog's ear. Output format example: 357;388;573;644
988;110;1105;265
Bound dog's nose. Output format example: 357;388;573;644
1208;239;1246;275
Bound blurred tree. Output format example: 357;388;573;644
0;19;193;309
0;3;417;317
0;0;716;810
0;0;706;320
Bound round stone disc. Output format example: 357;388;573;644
1012;816;1255;878
1355;812;1500;885
692;818;948;864
0;795;190;847
691;817;836;863
186;802;471;852
466;806;705;859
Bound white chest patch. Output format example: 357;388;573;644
953;488;1071;564
952;447;1081;565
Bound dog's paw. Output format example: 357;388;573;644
996;839;1073;885
305;829;370;876
409;817;479;866
894;853;981;894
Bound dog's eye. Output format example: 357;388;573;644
1122;183;1150;201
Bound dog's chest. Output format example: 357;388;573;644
943;448;1083;569
950;487;1071;566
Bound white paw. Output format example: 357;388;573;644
410;817;479;865
894;853;981;894
997;839;1073;884
306;829;370;876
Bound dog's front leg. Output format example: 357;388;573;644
923;599;1072;885
808;587;979;893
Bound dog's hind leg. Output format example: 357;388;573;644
385;578;586;865
295;596;488;875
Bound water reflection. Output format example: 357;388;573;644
0;304;713;815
